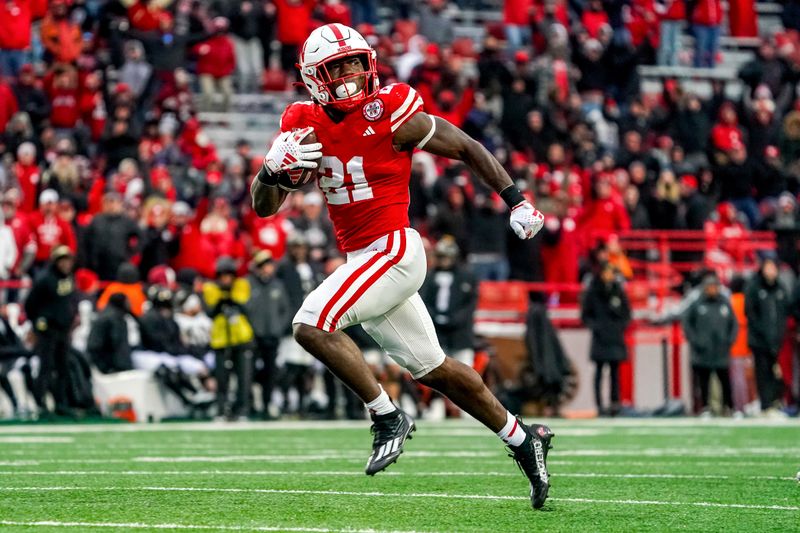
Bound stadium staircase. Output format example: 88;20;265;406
197;92;299;162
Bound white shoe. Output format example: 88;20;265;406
423;398;446;421
732;411;745;420
189;390;216;406
765;408;788;420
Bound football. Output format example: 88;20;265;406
277;130;321;191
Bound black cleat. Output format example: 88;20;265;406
508;419;554;509
365;409;415;475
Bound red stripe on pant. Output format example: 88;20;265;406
315;231;396;331
328;230;407;331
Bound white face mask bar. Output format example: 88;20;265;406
415;115;437;150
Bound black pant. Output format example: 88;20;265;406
280;363;311;414
323;368;364;419
253;337;279;413
752;348;782;409
692;366;732;411
0;362;17;409
34;329;70;412
215;345;253;417
280;44;299;75
594;360;620;412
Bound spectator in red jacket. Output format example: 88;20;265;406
0;0;32;77
47;65;80;130
656;0;686;66
541;207;580;284
418;85;475;129
274;0;315;75
28;189;77;270
728;0;757;38
78;71;106;142
13;142;41;214
194;17;235;111
576;177;631;251
0;80;18;133
504;0;532;52
322;0;351;26
581;0;609;39
711;101;745;154
692;0;723;68
128;0;171;32
169;202;217;279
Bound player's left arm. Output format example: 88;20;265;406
394;112;543;239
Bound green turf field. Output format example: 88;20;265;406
0;419;797;532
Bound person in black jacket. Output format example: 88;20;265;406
87;292;133;374
715;144;761;228
0;306;34;416
745;255;793;413
24;245;77;416
419;237;478;418
275;234;324;417
229;0;268;92
580;262;631;416
135;286;213;409
420;237;478;366
11;65;50;131
276;233;325;327
83;192;140;281
136;286;210;378
682;273;738;415
246;250;291;419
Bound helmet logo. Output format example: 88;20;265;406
362;99;384;121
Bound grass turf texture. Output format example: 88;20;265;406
0;419;797;532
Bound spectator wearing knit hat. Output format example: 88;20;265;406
24;245;76;417
12;143;42;214
29;189;76;273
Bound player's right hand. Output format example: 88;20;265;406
263;127;323;176
509;200;545;240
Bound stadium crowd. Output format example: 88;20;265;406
0;0;799;420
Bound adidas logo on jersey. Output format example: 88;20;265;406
362;126;375;137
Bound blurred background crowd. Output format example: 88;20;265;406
0;0;799;421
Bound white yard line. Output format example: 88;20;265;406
0;520;423;533
0;417;796;434
132;451;498;462
0;470;792;481
0;458;790;470
0;486;797;511
0;437;74;444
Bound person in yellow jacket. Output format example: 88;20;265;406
203;256;254;420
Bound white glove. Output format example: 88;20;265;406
263;127;323;177
509;200;545;240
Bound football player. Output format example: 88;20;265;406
251;24;553;509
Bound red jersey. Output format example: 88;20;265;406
28;212;77;262
280;83;424;252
